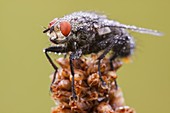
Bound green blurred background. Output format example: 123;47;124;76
0;0;169;113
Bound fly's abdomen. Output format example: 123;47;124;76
113;34;135;58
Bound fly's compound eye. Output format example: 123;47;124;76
59;21;71;37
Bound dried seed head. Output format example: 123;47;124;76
69;98;93;112
69;70;85;81
52;90;71;102
97;102;114;113
50;54;136;113
87;73;100;87
115;106;136;113
86;91;98;101
60;69;70;78
51;106;71;113
57;79;71;90
109;87;125;109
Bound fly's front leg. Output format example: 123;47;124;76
69;53;76;100
49;37;68;44
69;49;82;100
44;46;67;91
69;42;90;100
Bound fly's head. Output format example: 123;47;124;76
43;18;72;44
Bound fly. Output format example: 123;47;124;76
43;11;162;99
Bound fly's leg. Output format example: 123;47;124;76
109;35;129;89
109;54;119;89
69;49;82;100
44;46;67;91
69;54;77;100
97;35;120;86
109;54;118;70
49;37;68;44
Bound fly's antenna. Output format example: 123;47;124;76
42;26;50;33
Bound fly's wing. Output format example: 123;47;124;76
106;20;163;36
116;24;163;36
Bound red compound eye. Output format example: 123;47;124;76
59;21;71;36
48;18;58;28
